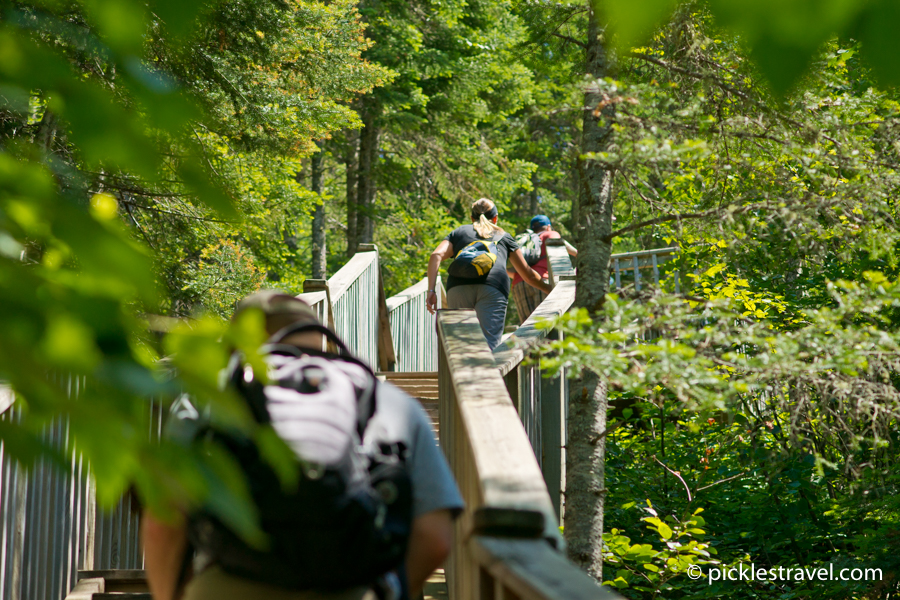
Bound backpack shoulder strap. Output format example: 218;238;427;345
269;321;352;356
266;321;379;437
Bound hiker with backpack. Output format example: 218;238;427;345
510;214;578;324
425;198;551;349
141;291;463;600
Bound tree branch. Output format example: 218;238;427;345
629;52;840;147
652;455;692;502
696;471;748;492
603;200;787;243
551;32;586;49
604;207;717;243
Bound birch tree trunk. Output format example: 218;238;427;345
345;128;359;257
311;149;326;279
565;2;616;581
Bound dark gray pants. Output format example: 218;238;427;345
447;284;507;349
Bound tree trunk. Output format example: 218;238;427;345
357;99;380;244
565;2;616;581
311;148;326;279
35;109;57;152
345;128;359;257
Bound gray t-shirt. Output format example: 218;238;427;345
364;381;464;518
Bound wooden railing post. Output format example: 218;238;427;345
354;244;397;372
539;331;563;522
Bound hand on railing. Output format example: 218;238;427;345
426;289;438;315
540;274;551;293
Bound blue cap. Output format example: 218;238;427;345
530;215;551;230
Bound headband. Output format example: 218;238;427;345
472;205;499;220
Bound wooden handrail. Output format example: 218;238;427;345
609;246;679;291
493;243;576;376
545;239;575;283
327;250;378;302
471;537;620;600
438;310;615;599
384;276;445;372
438;310;561;540
386;278;428;312
386;276;447;313
300;245;395;370
492;281;576;377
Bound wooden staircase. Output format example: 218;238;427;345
65;568;448;600
378;371;440;437
65;571;149;600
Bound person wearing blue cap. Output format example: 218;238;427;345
510;215;578;324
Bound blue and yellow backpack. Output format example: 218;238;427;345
448;232;503;279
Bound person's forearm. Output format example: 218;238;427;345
405;511;453;597
427;254;442;291
142;515;189;600
525;268;551;292
564;240;578;257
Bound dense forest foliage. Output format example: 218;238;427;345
0;0;899;597
540;8;900;599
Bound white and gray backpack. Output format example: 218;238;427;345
177;322;413;594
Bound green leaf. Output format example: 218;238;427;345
599;0;677;52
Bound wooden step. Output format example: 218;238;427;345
378;371;437;379
424;568;448;600
377;372;441;438
379;371;440;401
78;571;146;594
67;567;449;600
67;571;149;600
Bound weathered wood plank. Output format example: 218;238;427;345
328;250;377;302
492;281;576;377
64;577;104;600
386;278;429;312
437;311;561;544
376;258;397;372
545;240;575;283
471;537;616;600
